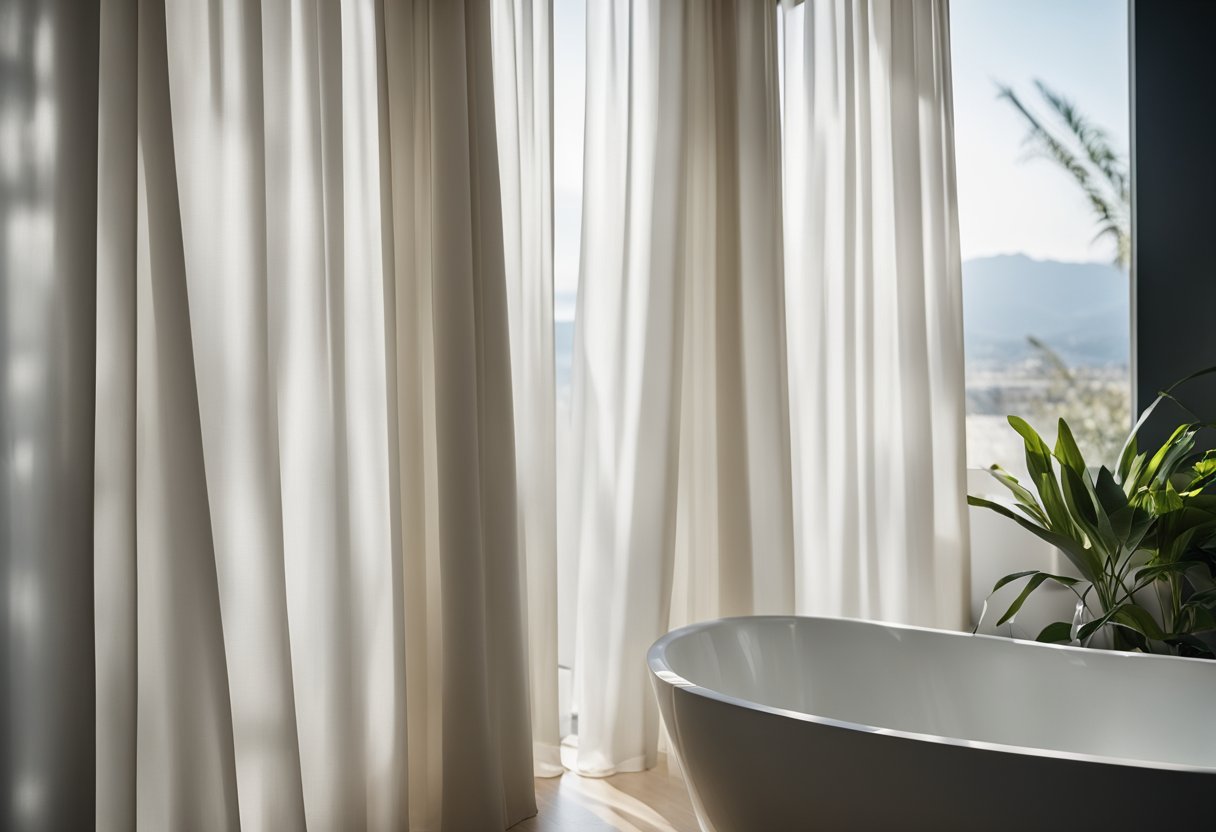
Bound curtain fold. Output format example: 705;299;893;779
780;0;969;628
4;0;973;825
86;1;543;830
570;0;967;776
570;0;794;777
489;0;562;779
404;1;537;827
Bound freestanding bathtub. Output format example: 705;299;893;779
649;616;1216;831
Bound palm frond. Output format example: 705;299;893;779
1033;80;1130;205
996;81;1131;268
1026;336;1075;385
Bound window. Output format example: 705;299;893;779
950;0;1131;472
553;0;585;738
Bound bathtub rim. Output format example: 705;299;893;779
648;614;1216;776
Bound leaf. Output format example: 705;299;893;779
1038;472;1078;539
1145;480;1185;515
1058;464;1098;528
1181;588;1216;610
1122;452;1147;498
1116;365;1216;476
983;466;1048;525
968;496;1101;583
1151;426;1199;488
1094;466;1129;518
1111;605;1166;641
1187;453;1216;493
990;570;1040;594
1053;418;1088;477
1158;526;1198;566
995;572;1081;627
1008;416;1076;535
1139;424;1192;492
1166;633;1216;659
1109;504;1155;557
1181;451;1216;495
996;574;1051;626
1187;608;1216;634
1078;610;1116;643
1036;621;1074;643
1192;454;1216;478
1184;564;1216;593
1059;464;1110;554
1134;561;1196;585
1187;607;1216;631
1117;434;1139;484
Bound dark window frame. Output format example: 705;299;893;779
1130;0;1216;445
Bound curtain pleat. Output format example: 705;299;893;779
570;0;794;776
781;0;969;629
128;0;244;826
90;1;541;829
5;0;972;826
95;0;137;827
490;0;563;780
414;0;537;827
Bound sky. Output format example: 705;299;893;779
553;0;585;310
951;0;1129;264
552;0;1130;299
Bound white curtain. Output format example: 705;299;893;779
780;0;970;628
87;0;541;830
569;0;969;775
570;0;794;777
6;0;972;821
490;0;563;779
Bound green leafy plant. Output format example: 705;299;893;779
970;368;1216;657
1024;336;1130;466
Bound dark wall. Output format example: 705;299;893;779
1132;0;1216;445
0;2;99;830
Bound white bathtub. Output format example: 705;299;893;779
648;616;1216;831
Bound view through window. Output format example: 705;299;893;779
551;0;1132;731
950;0;1131;473
553;0;585;738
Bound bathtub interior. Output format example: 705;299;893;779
659;617;1216;769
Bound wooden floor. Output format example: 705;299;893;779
514;757;699;832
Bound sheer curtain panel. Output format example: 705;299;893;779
490;0;563;779
570;0;794;777
780;0;970;628
4;0;548;830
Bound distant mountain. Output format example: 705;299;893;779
555;289;577;322
555;254;1129;371
963;254;1129;367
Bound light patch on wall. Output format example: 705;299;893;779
8;566;40;635
30;95;56;176
33;11;53;83
0;110;20;182
8;353;42;400
12;437;35;481
13;772;46;825
6;207;53;286
0;5;19;60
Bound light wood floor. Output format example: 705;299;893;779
513;757;699;832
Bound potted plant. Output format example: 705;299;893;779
969;368;1216;657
